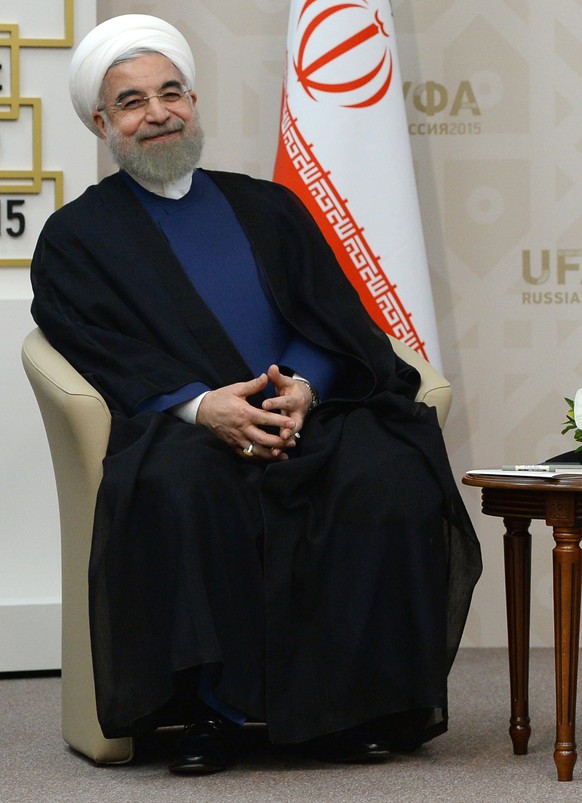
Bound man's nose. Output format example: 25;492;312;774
144;96;171;123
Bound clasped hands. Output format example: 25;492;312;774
196;364;312;461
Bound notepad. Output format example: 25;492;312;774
467;465;582;478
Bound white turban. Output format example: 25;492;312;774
69;14;196;136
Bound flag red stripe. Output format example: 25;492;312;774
274;95;426;357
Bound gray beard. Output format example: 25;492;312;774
104;107;205;185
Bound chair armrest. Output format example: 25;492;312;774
388;335;452;428
22;328;132;764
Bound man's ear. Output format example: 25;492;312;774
92;111;107;140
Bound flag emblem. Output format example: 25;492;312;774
294;2;393;108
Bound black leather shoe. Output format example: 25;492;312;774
169;718;238;775
302;727;391;764
374;707;433;753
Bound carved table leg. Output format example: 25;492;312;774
503;516;532;755
552;524;582;782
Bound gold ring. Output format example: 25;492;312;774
242;442;255;458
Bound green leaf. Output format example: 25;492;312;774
561;395;582;444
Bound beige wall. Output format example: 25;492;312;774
97;0;582;648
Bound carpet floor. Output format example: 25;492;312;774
1;648;581;802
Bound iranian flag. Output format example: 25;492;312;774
273;0;440;366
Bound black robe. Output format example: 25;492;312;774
31;170;482;744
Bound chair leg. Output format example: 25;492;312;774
503;516;532;755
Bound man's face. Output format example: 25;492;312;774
92;52;204;184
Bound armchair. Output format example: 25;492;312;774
21;327;451;764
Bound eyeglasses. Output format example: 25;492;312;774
100;86;190;113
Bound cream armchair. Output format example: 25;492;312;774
21;327;451;764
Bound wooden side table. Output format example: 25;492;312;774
462;473;582;781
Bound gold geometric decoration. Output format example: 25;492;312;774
0;0;72;266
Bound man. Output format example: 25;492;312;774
31;15;481;776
